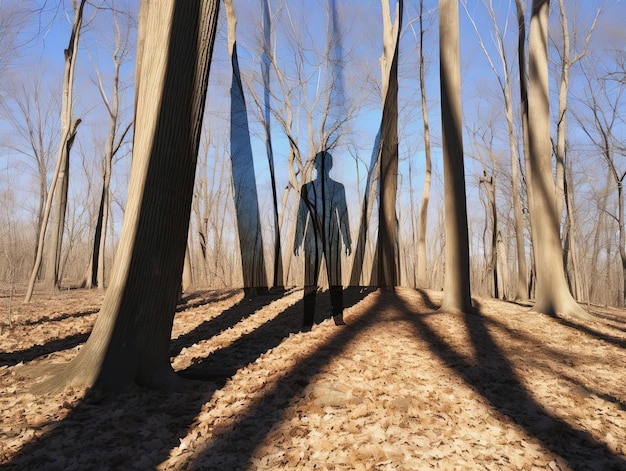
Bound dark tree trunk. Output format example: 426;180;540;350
31;0;221;392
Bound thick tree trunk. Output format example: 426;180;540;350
377;0;402;289
31;0;220;392
436;0;473;313
526;0;589;320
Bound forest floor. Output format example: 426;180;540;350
0;285;625;470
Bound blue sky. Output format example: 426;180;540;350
2;0;626;274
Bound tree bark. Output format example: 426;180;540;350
377;0;402;289
31;0;220;392
261;0;284;290
45;0;87;291
224;0;268;295
526;0;589;319
417;0;432;289
516;0;534;301
436;0;473;313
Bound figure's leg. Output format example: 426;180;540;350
326;242;346;325
329;286;345;325
303;243;322;329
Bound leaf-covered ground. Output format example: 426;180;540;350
0;286;625;470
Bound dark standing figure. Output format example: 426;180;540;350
294;151;352;330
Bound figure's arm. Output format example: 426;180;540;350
294;186;307;256
337;184;352;255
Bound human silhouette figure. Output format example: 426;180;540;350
294;151;352;330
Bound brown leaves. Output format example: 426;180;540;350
1;288;626;469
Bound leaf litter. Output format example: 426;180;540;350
0;286;624;470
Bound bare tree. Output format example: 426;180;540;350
261;0;283;289
0;1;32;89
25;0;87;301
86;5;134;289
552;0;603;219
224;0;268;295
246;1;361;286
377;0;402;289
516;0;538;300
0;73;59;266
29;0;220;392
463;0;529;301
416;0;433;289
436;0;474;313
576;60;626;305
526;0;589;319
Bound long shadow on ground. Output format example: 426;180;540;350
0;290;239;369
2;288;370;470
0;332;90;368
408;289;625;471
6;288;622;470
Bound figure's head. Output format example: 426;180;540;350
314;151;333;175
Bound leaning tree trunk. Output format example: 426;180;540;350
377;0;402;289
31;0;221;392
25;0;86;301
45;0;87;291
526;0;589;319
225;0;268;295
436;0;473;314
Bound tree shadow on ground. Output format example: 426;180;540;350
170;289;287;358
407;290;625;470
185;287;380;468
552;315;626;349
3;287;371;470
179;287;372;379
177;288;241;312
587;307;626;328
18;308;100;326
0;332;90;368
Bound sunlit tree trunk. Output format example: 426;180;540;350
25;0;85;301
45;0;87;291
516;0;536;301
526;0;589;319
86;15;133;289
377;0;402;289
417;0;432;289
464;0;528;301
436;0;473;313
31;0;220;392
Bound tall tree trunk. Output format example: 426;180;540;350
261;0;283;289
526;0;589;319
31;0;220;392
417;0;432;289
45;0;87;291
225;0;268;295
516;0;533;301
589;171;611;302
349;137;381;286
480;173;499;299
25;0;86;300
377;0;402;289
437;0;473;313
